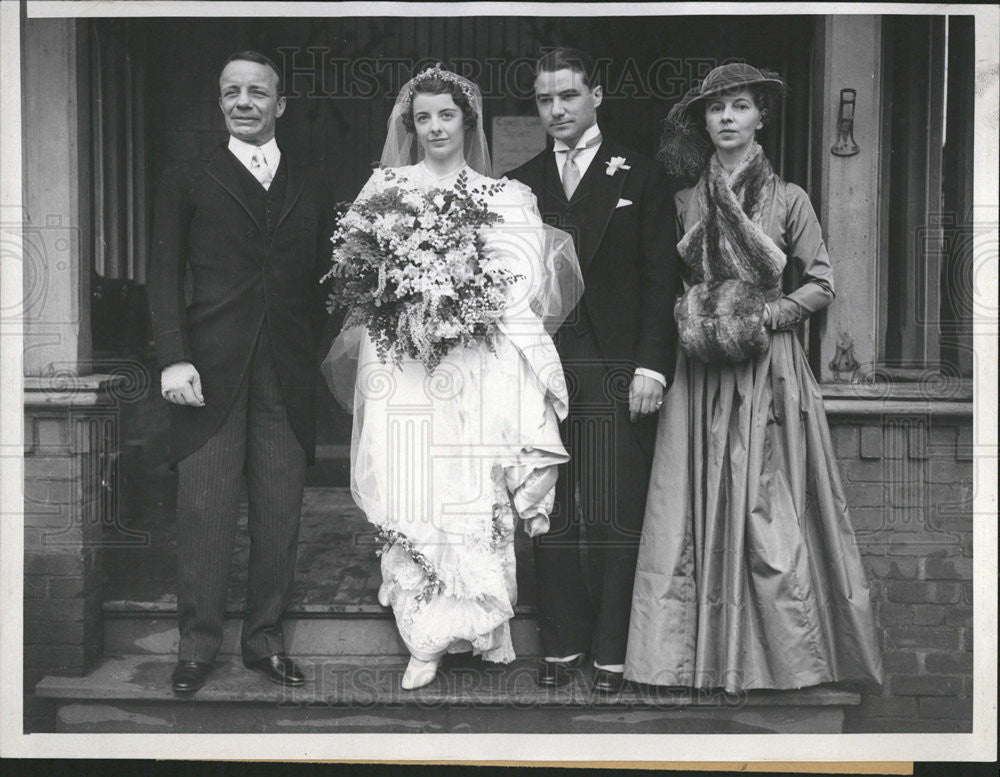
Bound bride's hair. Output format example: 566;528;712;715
401;76;479;134
381;65;490;174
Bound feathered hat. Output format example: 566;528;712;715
659;63;786;181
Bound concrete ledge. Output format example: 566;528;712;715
819;382;973;418
823;399;973;418
821;381;973;401
24;374;126;406
36;654;859;734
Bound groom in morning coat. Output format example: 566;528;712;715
508;48;680;694
149;51;331;695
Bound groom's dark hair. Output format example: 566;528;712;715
535;47;600;89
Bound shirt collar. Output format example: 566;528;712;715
552;122;602;153
227;135;280;168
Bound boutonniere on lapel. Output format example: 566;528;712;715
605;156;631;176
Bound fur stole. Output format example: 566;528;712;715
675;143;786;364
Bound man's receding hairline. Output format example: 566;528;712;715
219;58;282;88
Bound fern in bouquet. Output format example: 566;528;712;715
322;167;522;372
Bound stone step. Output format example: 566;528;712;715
36;654;860;734
305;445;350;487
104;482;541;614
103;607;542;657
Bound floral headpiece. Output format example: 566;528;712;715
402;63;477;106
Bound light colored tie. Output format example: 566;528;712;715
560;133;602;200
250;148;273;190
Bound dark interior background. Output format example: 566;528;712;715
96;14;815;450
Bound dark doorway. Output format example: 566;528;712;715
92;14;815;455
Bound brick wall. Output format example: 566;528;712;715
23;399;114;731
831;413;974;733
23;398;975;733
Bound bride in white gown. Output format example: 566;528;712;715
323;66;582;689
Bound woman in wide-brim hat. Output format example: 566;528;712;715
624;63;884;692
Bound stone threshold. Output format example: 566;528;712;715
37;653;861;710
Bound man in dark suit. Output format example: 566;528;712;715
508;48;679;694
149;51;330;694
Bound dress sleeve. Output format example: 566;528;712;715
492;177;584;336
353;168;385;203
484;178;544;325
766;182;836;331
490;178;582;419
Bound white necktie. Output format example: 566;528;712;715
250;149;273;190
560;133;602;200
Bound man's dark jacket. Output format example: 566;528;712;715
508;138;679;384
148;143;330;463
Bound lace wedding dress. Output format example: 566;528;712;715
334;161;577;663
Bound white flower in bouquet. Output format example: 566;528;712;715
434;320;463;339
322;168;521;372
402;190;424;210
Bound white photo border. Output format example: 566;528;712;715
1;0;996;764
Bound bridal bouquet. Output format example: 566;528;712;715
322;167;521;372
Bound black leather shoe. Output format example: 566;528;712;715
537;655;586;688
592;668;625;695
171;660;212;695
243;653;306;687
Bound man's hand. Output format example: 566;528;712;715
629;373;664;422
161;362;205;407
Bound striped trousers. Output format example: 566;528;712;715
175;326;306;663
533;324;656;666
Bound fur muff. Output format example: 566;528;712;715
675;280;769;364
